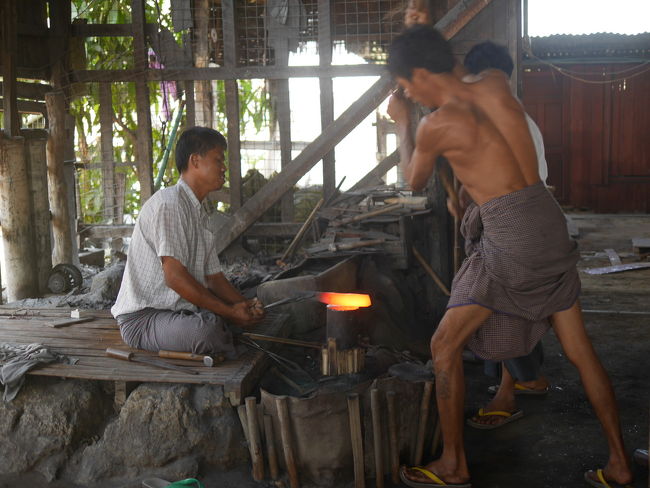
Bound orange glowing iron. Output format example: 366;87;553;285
319;292;372;311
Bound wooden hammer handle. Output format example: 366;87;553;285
158;350;206;361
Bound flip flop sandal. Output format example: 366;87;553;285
633;448;648;467
466;408;524;430
487;383;550;396
584;469;633;488
399;466;472;487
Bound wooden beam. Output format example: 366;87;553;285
72;64;386;83
319;0;336;201
79;222;303;240
215;74;394;253
99;83;116;221
0;98;46;114
348;150;400;193
132;0;154;202
71;22;158;37
1;0;20;136
436;0;495;39
213;0;495;253
0;82;52;101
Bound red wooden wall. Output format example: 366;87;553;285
522;63;650;213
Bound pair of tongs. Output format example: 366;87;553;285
263;291;317;311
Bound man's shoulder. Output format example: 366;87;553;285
423;102;476;129
138;185;186;223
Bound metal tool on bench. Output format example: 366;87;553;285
263;291;317;311
105;347;199;375
158;350;223;367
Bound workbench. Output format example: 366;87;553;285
0;307;289;405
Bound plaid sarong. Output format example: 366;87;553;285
449;183;580;360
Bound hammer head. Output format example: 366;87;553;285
203;356;214;367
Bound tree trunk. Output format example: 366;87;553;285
23;130;52;294
46;91;74;265
0;135;39;301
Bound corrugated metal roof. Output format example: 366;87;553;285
526;32;650;60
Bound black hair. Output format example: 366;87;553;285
387;25;455;80
175;126;227;173
463;41;514;77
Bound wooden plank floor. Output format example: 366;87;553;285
0;307;289;405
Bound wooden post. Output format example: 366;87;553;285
132;0;154;202
193;0;213;128
1;0;20;137
99;83;116;222
371;389;384;488
347;393;365;488
413;381;434;466
276;395;299;488
245;396;264;481
318;0;336;201
0;136;39;300
183;80;196;129
264;414;280;481
46;91;74;265
23;130;52;294
386;391;400;484
275;44;294;223
222;1;242;210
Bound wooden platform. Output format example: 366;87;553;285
0;307;289;405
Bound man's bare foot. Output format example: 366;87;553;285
400;459;471;486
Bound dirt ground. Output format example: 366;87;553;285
2;213;649;488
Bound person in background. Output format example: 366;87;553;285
463;41;551;429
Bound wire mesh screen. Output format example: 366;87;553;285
333;0;404;63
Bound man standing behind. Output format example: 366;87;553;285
112;127;264;359
387;26;632;488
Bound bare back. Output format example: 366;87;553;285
409;71;540;205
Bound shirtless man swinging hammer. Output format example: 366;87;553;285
386;25;633;488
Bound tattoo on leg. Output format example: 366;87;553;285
437;370;451;399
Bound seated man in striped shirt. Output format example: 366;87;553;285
112;127;264;359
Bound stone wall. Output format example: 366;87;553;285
0;377;249;485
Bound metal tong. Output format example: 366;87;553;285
263;291;317;311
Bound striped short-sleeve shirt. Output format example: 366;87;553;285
111;178;221;318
